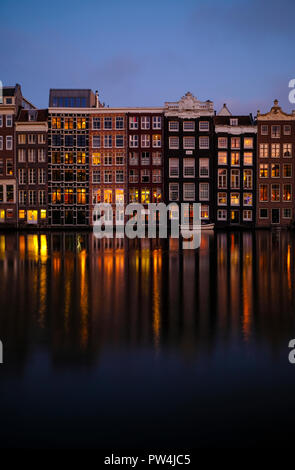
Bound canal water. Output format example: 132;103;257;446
0;230;295;448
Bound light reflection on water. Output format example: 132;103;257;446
1;230;295;448
1;231;295;358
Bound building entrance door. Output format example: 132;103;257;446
271;208;280;224
231;210;239;224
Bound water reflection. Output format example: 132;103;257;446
1;231;295;369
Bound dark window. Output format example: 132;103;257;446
52;135;61;146
65;170;74;181
65;210;74;224
77;135;86;147
52;211;61;224
6;185;14;202
77;170;86;182
65;135;74;146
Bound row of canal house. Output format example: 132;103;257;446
1;85;295;229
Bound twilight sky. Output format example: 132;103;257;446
1;0;295;115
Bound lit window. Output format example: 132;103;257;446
259;184;268;202
77;117;86;129
77;152;86;164
218;152;227;165
218;192;227;206
230;169;240;189
271;184;280;201
40;209;47;219
64;118;73;129
230;193;240;206
259;144;268;158
52;189;61;204
64;189;74;204
231;137;240;149
218;169;227;189
92;189;101;204
271;164;280;178
77;188;86;204
18;210;26;219
244;137;253;149
243;193;252;206
104;190;112;203
259;164;268;178
27;210;38;223
244;152;253;165
283;184;292;201
92;153;101;165
18;134;26;144
52;117;61;129
283;144;292;157
243;169;253;189
129;189;139;202
152;134;161;148
201;205;209;219
141;189;150;204
271;144;280;158
231;152;240;166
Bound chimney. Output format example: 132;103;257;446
95;90;99;108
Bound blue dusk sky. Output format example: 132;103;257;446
1;0;295;115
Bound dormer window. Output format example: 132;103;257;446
28;110;37;121
230;118;238;126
